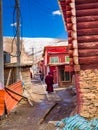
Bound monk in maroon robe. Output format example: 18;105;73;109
45;72;54;93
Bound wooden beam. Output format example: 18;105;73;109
67;23;77;31
68;37;74;43
73;49;78;57
73;56;79;65
76;3;98;10
69;50;73;57
78;42;98;49
78;49;98;57
77;35;98;43
77;21;98;29
76;9;98;17
6;69;13;87
66;0;72;5
81;64;98;70
68;43;73;49
76;16;98;23
73;40;78;49
77;28;98;36
79;56;98;65
66;5;71;11
70;58;74;65
75;0;98;4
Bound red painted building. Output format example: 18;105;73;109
42;46;73;87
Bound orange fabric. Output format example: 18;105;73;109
0;90;5;116
5;81;23;114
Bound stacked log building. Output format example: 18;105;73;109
58;0;98;119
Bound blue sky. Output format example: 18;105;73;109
2;0;68;39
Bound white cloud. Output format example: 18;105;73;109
52;10;61;16
10;22;17;27
10;22;21;27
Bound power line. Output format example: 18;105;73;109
8;0;23;57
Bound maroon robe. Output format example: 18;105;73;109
45;73;54;92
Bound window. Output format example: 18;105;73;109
65;56;69;63
60;69;71;81
50;57;59;64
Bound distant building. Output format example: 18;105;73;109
42;46;73;87
4;51;10;64
3;37;68;85
3;37;68;65
3;37;33;64
3;37;33;85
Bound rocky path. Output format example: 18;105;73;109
0;77;76;130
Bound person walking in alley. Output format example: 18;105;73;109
45;72;54;93
39;70;44;81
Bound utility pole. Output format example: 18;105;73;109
0;0;4;88
16;0;21;81
32;48;34;78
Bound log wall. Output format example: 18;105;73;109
59;0;98;119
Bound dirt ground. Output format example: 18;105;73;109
0;78;77;130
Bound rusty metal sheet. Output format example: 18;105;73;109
0;90;5;116
5;81;23;114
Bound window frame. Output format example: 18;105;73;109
49;57;59;64
65;56;70;64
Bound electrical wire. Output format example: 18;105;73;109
7;0;22;57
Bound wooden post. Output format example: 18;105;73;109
6;69;13;87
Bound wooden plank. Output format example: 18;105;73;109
67;23;76;31
79;56;98;65
78;49;98;57
66;0;72;5
76;3;98;10
77;35;98;43
73;56;79;65
68;30;72;37
73;40;78;49
66;11;73;17
76;9;98;17
69;50;73;57
68;43;73;49
73;49;78;56
77;28;98;36
76;16;98;23
81;64;98;70
75;0;98;5
78;42;98;49
66;23;73;30
69;58;74;64
77;22;98;29
6;69;13;87
66;17;72;23
69;49;79;57
66;5;71;11
68;37;74;43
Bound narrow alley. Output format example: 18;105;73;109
0;75;76;130
1;0;98;130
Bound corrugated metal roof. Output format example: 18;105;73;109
5;81;23;114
